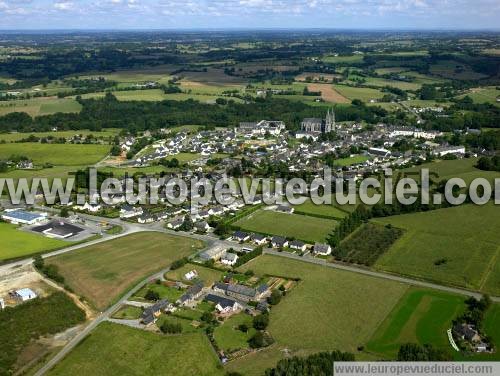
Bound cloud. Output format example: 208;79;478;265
53;1;74;10
0;0;499;29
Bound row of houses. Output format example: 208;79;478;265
231;231;332;255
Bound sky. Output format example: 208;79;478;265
0;0;499;30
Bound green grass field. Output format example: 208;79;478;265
429;60;488;81
366;288;465;359
0;129;120;143
227;255;408;375
47;322;223;376
358;76;422;91
0;143;110;166
374;204;500;295
401;157;500;185
333;85;385;102
48;232;204;310
213;313;256;353
0;165;85;185
322;54;364;64
459;87;500;106
234;209;336;243
0;98;81;117
0;223;68;261
294;198;348;219
77;65;177;84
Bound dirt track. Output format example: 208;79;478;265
307;83;350;103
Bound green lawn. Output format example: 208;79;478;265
374;203;500;295
213;313;256;353
234;209;336;243
0;143;110;166
48;232;204;310
365;288;465;359
47;322;223;376
334;155;370;166
132;282;185;302
0;223;68;262
227;255;408;376
111;305;143;320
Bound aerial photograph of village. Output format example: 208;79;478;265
0;1;499;376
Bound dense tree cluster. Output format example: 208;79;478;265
0;94;388;134
0;292;86;376
476;156;500;171
397;343;451;361
264;350;355;376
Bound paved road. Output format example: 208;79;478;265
34;265;172;376
263;249;500;302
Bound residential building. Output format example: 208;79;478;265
204;294;242;314
141;299;171;325
313;243;332;256
271;236;288;248
221;253;238;266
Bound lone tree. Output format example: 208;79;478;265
144;289;160;301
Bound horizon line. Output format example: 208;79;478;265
1;27;500;33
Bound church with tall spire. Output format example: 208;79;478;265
296;108;336;140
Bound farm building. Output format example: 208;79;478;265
199;245;226;261
15;288;37;302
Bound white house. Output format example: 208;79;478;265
120;205;143;219
221;253;239;266
184;270;198;281
205;294;242;314
313;243;332;256
433;145;466;157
